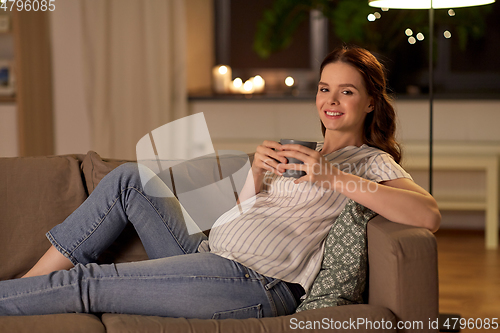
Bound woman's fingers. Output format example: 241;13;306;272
253;140;287;175
276;149;317;165
276;146;338;184
262;140;282;150
276;162;305;174
256;142;287;163
253;141;326;178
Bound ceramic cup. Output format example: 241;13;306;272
279;139;317;178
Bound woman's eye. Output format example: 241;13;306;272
319;87;329;92
342;90;353;95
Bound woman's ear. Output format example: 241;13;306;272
366;98;375;113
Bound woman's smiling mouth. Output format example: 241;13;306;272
325;111;344;117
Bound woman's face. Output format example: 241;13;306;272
316;61;373;141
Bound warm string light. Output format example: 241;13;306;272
367;11;382;21
369;6;455;41
404;9;455;45
367;0;483;43
405;27;452;43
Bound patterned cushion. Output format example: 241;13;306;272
296;199;377;312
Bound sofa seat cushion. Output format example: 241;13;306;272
0;314;105;333
102;304;396;333
0;154;88;280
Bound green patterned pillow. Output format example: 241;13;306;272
296;199;377;312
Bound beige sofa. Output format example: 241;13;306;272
0;151;439;333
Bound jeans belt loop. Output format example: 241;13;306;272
264;278;281;291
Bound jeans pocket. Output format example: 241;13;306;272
211;304;263;319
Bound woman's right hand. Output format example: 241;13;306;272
238;141;287;202
252;140;288;177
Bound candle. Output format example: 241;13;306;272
252;75;265;93
212;65;232;93
241;79;254;94
285;76;295;87
230;77;243;93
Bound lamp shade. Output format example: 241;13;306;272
369;0;494;8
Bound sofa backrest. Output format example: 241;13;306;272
0;150;255;279
0;154;87;279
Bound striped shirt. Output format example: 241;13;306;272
198;144;412;292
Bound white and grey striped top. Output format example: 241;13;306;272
198;144;412;292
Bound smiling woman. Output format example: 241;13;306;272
316;62;374;153
317;46;401;163
0;45;439;320
267;45;440;231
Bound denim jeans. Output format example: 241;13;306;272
0;163;300;318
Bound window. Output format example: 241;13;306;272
215;0;500;97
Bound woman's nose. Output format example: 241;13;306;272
328;93;339;105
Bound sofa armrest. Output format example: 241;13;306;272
367;215;438;333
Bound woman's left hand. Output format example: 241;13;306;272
276;144;339;189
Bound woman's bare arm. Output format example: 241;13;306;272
276;144;441;232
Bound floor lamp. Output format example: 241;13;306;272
368;1;495;330
369;0;495;195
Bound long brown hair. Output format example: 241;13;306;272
319;45;402;164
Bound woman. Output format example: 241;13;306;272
0;46;440;318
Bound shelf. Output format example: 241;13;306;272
0;94;15;103
437;199;487;211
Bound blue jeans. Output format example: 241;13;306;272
0;163;300;318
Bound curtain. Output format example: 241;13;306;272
81;0;187;160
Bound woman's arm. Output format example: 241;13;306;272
330;173;441;232
276;145;441;232
236;140;287;204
